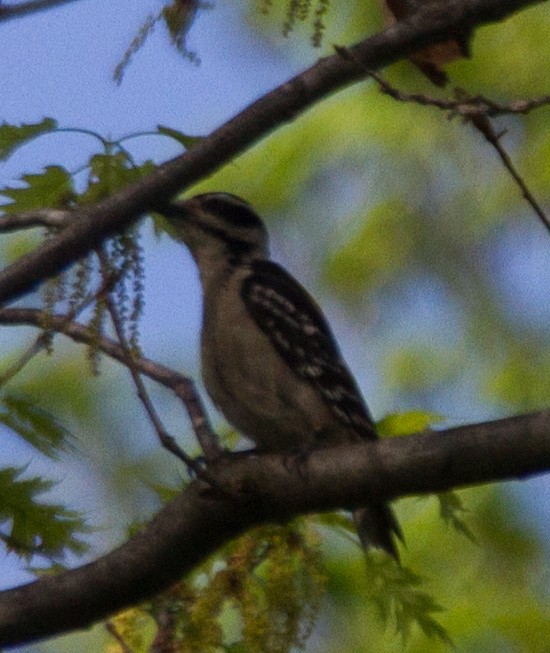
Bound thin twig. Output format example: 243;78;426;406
96;249;222;482
468;113;550;235
334;49;550;235
0;307;219;459
0;210;222;456
0;336;49;387
0;0;81;21
105;622;134;653
1;199;216;455
336;47;550;118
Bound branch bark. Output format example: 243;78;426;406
0;408;548;647
0;0;544;306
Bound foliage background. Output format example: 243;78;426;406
1;0;550;651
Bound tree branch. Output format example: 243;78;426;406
0;408;548;647
347;65;550;233
96;247;222;472
0;209;72;232
0;0;543;306
0;306;215;456
469;114;550;234
358;65;550;117
0;0;82;22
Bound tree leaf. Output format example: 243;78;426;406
0;165;75;213
0;392;72;459
0;118;58;162
0;467;90;560
377;410;443;437
437;491;476;542
363;551;453;646
79;152;155;204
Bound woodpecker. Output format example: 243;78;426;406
161;192;402;558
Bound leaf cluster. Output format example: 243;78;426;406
0;390;89;561
106;519;326;653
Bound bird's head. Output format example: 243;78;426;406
161;192;269;266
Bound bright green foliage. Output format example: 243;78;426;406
79;152;155;205
0;118;58;162
105;520;326;653
377;411;443;437
0;467;89;559
321;487;549;652
0;392;71;458
487;347;550;410
384;347;462;395
0;166;75;213
363;552;452;646
317;515;454;645
324;201;418;298
14;357;98;421
437;492;475;542
105;608;156;653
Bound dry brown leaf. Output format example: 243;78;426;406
382;0;467;86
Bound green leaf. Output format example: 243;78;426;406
79;152;155;204
0;165;75;213
157;125;204;149
0;467;90;559
437;491;476;542
0;392;72;458
0;118;58;162
377;411;443;437
363;551;453;646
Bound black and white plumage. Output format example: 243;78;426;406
242;260;377;439
162;192;401;558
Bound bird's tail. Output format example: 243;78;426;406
353;503;403;560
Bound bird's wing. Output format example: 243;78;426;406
242;260;377;439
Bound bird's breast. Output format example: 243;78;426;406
201;275;334;451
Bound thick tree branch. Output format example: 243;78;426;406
0;0;544;306
0;408;548;647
